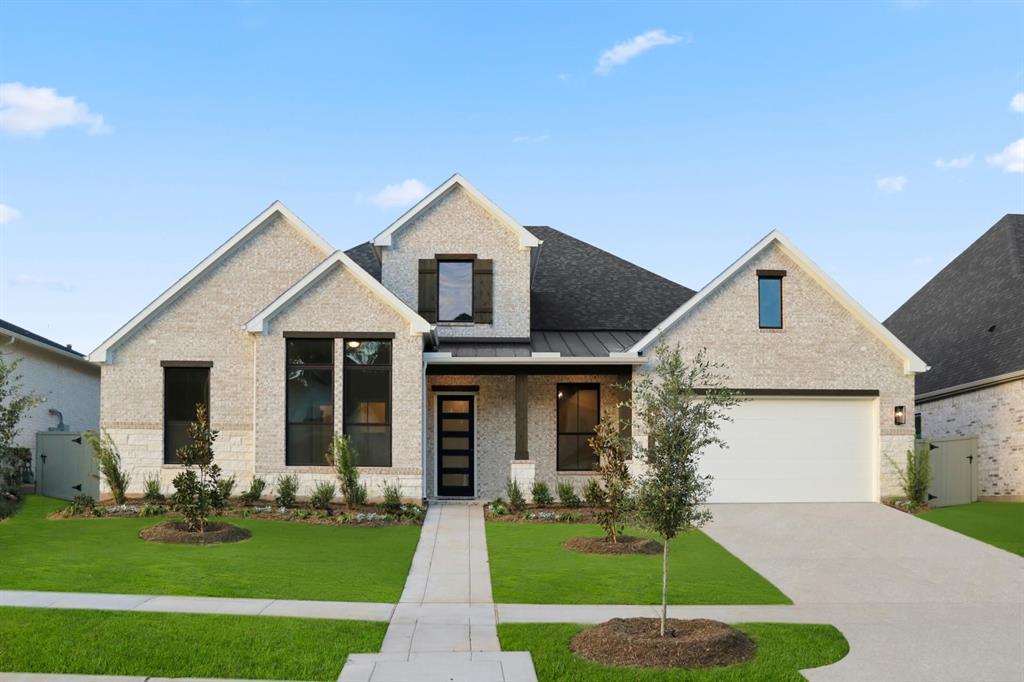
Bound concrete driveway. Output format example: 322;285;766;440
705;503;1024;682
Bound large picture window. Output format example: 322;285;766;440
344;339;392;466
286;338;334;466
438;260;474;322
557;383;600;471
164;366;209;464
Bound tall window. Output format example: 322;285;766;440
286;338;333;466
344;339;392;466
164;366;209;464
557;383;600;471
758;274;783;329
438;260;474;322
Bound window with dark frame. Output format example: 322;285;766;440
343;339;392;467
758;273;783;329
285;338;334;466
914;413;922;439
437;260;474;322
164;366;210;464
556;383;600;471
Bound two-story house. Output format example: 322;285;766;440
89;174;926;503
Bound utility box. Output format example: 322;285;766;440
35;432;99;501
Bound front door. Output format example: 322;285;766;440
437;395;474;497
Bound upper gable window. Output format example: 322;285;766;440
438;260;474;323
757;270;785;329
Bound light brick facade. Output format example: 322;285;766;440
918;379;1024;499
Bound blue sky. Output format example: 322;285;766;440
1;1;1022;353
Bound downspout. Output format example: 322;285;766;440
421;355;428;502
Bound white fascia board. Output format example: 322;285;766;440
2;329;98;369
631;230;929;375
424;353;646;366
371;173;541;250
244;251;432;335
88;201;334;363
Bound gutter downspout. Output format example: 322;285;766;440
421;355;428;503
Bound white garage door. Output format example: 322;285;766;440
702;397;876;503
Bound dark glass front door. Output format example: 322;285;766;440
437;396;474;497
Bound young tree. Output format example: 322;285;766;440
326;434;366;508
588;416;633;543
169;403;222;532
632;344;740;636
0;353;40;501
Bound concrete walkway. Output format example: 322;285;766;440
339;503;537;682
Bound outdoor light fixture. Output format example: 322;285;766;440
347;340;361;348
894;405;906;425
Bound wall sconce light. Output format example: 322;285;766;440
346;340;361;349
894;405;906;426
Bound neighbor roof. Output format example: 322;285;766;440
0;319;95;367
884;214;1024;396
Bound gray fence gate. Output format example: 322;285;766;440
35;432;99;501
927;437;977;508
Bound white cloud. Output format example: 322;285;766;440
0;203;20;224
8;275;76;292
0;82;110;136
594;29;687;76
1011;93;1024;113
512;134;549;144
934;154;973;169
557;73;571;81
367;179;429;208
876;176;908;193
986;138;1024;173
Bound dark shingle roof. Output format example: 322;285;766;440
884;214;1024;395
345;226;694;333
0;319;85;357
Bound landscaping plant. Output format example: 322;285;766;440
588;416;634;543
168;403;222;532
632;344;740;636
83;429;131;505
275;474;299;508
530;480;554;506
887;441;933;508
328;434;367;508
142;474;165;503
213;475;236;510
309;481;336;511
239;476;266;504
505;478;527;513
381;480;403;515
0;353;40;512
582;478;604;508
556;481;581;508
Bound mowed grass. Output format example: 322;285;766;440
498;622;848;682
486;523;790;604
0;607;386;681
919;502;1024;556
0;496;419;601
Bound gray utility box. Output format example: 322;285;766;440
35;432;99;501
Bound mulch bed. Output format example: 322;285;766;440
564;535;663;555
571;618;756;669
139;521;251;545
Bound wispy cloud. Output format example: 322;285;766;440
876;176;908;193
987;139;1024;173
1011;93;1024;113
8;274;76;292
934;154;973;170
512;134;549;144
366;179;429;208
0;82;110;136
557;73;571;82
594;29;687;76
0;202;20;224
910;254;934;268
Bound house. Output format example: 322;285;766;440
88;174;924;503
1;319;101;474
884;214;1023;501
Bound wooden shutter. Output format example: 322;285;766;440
418;259;438;323
473;259;493;324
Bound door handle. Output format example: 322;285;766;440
966;455;973;463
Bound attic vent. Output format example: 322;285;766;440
987;325;997;333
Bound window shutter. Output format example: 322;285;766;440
418;259;438;323
473;259;493;324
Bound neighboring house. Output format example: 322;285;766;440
885;214;1024;500
89;174;924;503
1;319;101;471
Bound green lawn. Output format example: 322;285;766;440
0;607;385;681
919;502;1024;556
498;622;848;682
486;523;790;604
0;495;419;601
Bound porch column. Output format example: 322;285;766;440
514;372;529;460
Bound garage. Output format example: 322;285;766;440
701;396;877;503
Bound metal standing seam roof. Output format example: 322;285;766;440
436;330;647;358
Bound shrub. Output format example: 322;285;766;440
275;474;299;508
381;480;403;515
138;502;165;517
505;478;526;513
142;475;165;504
530;480;554;506
888;442;933;507
0;353;41;501
213;475;236;511
327;434;365;508
309;481;336;510
67;494;95;515
488;497;509;516
582;478;604;508
556;481;581;508
239;476;267;504
168;403;222;532
83;430;130;505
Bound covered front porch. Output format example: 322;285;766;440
423;346;642;501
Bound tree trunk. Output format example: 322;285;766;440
660;538;669;636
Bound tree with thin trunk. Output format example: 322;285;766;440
588;417;633;543
632;344;740;636
0;352;41;503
